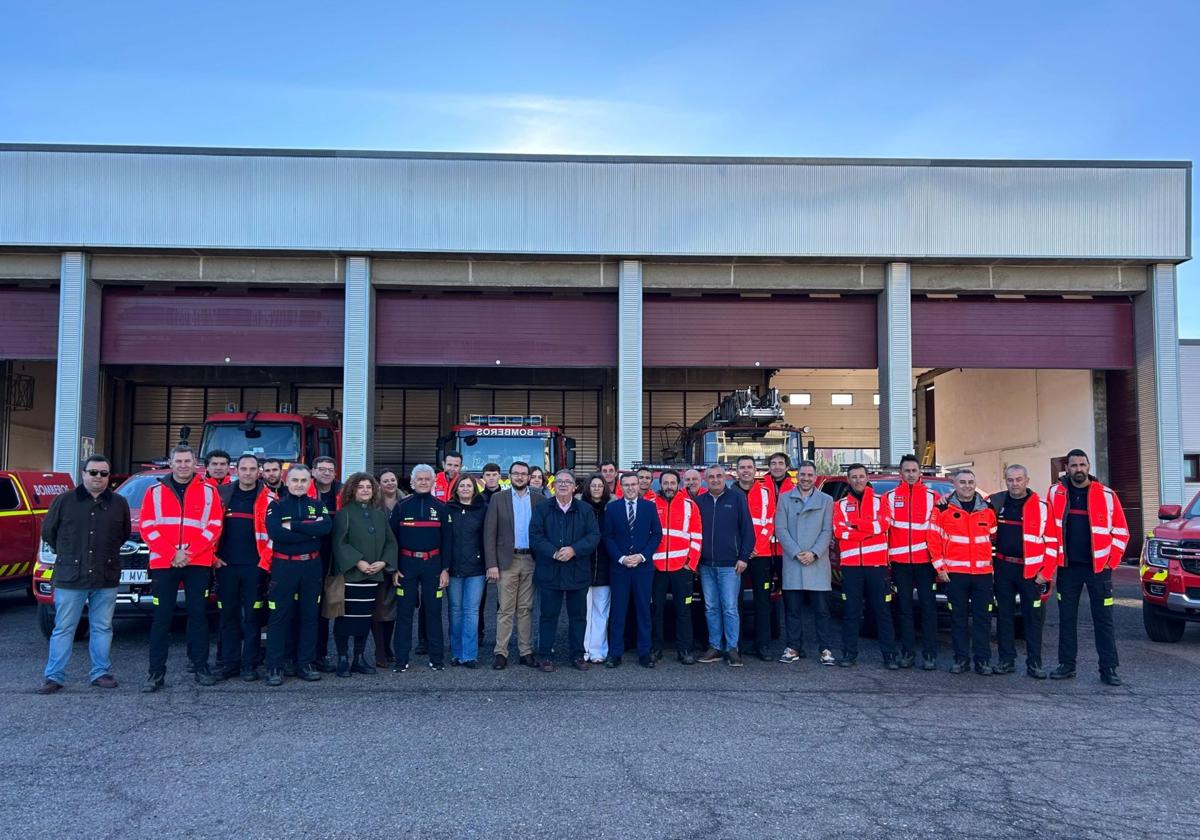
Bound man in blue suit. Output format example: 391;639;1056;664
603;472;663;668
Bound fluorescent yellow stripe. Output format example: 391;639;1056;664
0;565;10;576
0;510;32;518
1103;597;1114;606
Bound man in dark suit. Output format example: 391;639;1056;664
603;473;663;668
483;461;544;669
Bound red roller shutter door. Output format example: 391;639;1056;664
101;291;344;366
376;294;616;366
912;297;1133;369
642;295;876;368
0;290;58;360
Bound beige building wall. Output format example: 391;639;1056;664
933;369;1094;494
6;361;56;470
772;369;882;450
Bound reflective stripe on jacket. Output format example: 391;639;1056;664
653;492;702;572
139;477;223;570
1046;478;1129;572
833;487;891;568
884;480;936;564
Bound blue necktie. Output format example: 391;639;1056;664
627;500;636;530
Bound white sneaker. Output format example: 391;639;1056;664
778;648;801;663
819;649;836;666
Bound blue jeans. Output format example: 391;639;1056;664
448;575;486;662
699;565;740;651
44;587;118;684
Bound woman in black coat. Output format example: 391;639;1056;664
446;475;488;668
580;474;612;663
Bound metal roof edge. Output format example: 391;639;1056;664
0;143;1191;169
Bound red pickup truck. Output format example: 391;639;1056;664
0;470;74;598
1141;491;1200;642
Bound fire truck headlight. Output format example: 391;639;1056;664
38;540;57;565
1145;539;1170;568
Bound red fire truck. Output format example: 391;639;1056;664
1141;490;1200;642
1;470;73;597
437;415;577;475
653;388;810;472
197;407;341;471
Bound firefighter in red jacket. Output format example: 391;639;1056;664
989;464;1060;680
140;445;224;692
734;454;794;659
931;468;998;675
433;451;464;502
652;470;702;664
885;455;940;671
204;450;232;488
833;464;898;669
214;453;275;681
637;467;658;503
1046;449;1128;686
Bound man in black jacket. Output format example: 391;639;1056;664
264;465;333;686
215;454;273;682
38;455;131;694
530;471;600;671
390;464;454;672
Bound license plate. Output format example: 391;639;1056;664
120;569;150;585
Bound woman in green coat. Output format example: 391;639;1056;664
333;473;399;677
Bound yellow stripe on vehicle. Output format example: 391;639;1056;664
1151;570;1168;582
0;510;32;518
0;565;10;577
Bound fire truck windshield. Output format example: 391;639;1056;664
456;432;550;473
201;422;301;460
702;429;801;469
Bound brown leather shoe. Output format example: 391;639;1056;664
492;654;508;670
573;659;590;671
91;674;118;689
37;679;63;695
539;659;556;673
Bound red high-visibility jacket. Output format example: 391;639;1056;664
139;477;223;570
653;492;702;572
885;480;937;564
987;490;1060;580
1046;478;1129;572
748;475;797;557
433;471;458;502
833;487;891;567
930;494;997;575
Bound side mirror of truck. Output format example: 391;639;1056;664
565;438;577;470
178;425;192;444
1158;505;1182;521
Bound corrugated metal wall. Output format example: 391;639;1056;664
911;297;1134;369
102;291;344;366
375;293;617;367
642;296;877;368
1;149;1188;259
0;290;58;359
129;385;280;465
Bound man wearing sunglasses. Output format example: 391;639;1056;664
37;455;131;694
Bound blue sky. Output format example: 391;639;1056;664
0;1;1195;334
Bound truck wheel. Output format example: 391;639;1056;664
1143;602;1185;643
38;603;55;639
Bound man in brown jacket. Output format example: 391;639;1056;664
484;461;544;669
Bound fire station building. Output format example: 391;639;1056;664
0;145;1190;541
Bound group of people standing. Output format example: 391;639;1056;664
36;443;1129;693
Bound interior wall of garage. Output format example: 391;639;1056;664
2;361;56;470
932;369;1094;492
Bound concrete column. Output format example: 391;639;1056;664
1134;264;1185;529
341;256;375;475
877;262;914;465
617;260;643;468
53;253;101;473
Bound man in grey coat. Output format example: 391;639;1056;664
774;460;836;665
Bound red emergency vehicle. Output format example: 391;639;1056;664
197;407;341;472
437;415;576;475
1141;491;1200;642
0;470;73;596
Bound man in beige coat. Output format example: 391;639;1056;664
484;461;544;669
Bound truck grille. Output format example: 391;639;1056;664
1161;541;1200;574
120;544;151;571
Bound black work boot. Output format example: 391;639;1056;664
1049;664;1076;680
351;655;377;675
336;655;351;678
1099;667;1123;687
141;672;165;693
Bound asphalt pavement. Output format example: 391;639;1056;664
2;567;1198;840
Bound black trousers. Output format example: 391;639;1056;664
1056;564;1118;669
537;586;587;661
841;566;896;660
217;564;262;671
947;573;993;665
652;568;695;653
783;589;833;652
994;561;1045;666
265;557;322;670
148;565;211;675
394;557;444;666
892;562;938;658
741;555;773;651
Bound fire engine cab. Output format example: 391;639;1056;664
197;406;341;470
438;415;576;475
